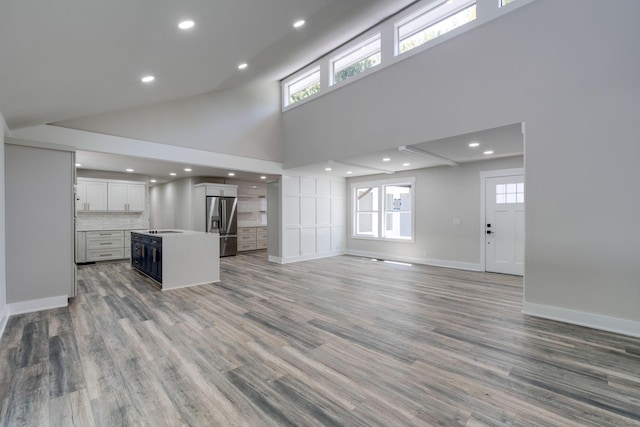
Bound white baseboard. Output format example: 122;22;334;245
8;295;68;316
0;305;9;342
268;256;283;264
278;250;346;265
523;302;640;339
346;249;483;272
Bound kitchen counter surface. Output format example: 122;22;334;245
77;227;148;232
132;229;214;237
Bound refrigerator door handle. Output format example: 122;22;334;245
221;199;226;231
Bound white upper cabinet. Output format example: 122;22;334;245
125;183;146;211
76;179;108;211
77;178;146;212
107;182;146;212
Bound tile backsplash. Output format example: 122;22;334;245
77;212;149;231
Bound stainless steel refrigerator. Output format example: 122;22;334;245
206;196;237;256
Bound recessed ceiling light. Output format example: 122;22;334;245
178;20;194;30
75;163;82;167
184;168;192;172
484;150;494;155
346;171;353;174
228;172;236;176
126;168;134;172
260;176;267;180
403;163;410;166
293;19;305;28
469;142;480;147
325;167;332;171
170;172;177;176
238;63;248;70
150;179;157;183
141;75;155;83
382;158;391;162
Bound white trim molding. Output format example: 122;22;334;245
268;255;283;264
523;302;640;339
347;249;482;271
279;250;347;265
0;306;9;342
8;295;68;316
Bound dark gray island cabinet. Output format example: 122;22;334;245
131;233;163;283
130;230;220;290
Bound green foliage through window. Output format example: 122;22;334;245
399;5;476;54
289;82;320;104
334;53;381;84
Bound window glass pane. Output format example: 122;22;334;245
506;193;517;204
287;67;320;106
506;183;517;193
496;194;506;204
357;213;379;237
517;193;524;203
517;183;524;192
356;188;378;212
500;0;516;7
496;184;506;194
332;34;381;84
398;2;476;54
383;184;412;239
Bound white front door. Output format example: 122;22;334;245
485;175;525;275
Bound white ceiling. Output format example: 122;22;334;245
291;123;524;177
2;1;522;183
0;0;416;130
76;123;523;183
75;151;273;185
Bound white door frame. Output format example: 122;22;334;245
479;167;525;273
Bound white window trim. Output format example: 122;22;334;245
281;0;536;112
395;0;477;57
329;32;382;87
351;177;416;243
282;64;321;108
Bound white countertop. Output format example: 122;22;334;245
77;227;148;232
131;229;216;238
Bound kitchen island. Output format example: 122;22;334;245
131;230;220;290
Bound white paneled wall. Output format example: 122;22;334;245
280;174;346;263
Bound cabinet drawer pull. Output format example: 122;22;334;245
99;242;112;245
99;254;113;257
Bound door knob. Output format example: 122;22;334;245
486;230;492;234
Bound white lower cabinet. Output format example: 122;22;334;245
77;229;145;262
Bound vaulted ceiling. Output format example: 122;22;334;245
0;0;416;129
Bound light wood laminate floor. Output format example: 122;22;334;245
1;252;639;426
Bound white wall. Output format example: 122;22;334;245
278;173;346;263
5;143;74;308
281;0;640;332
348;156;523;269
149;177;227;230
0;113;7;336
54;82;284;162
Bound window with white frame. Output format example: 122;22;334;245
353;179;414;240
281;0;533;110
331;33;381;85
396;0;477;55
284;66;320;106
